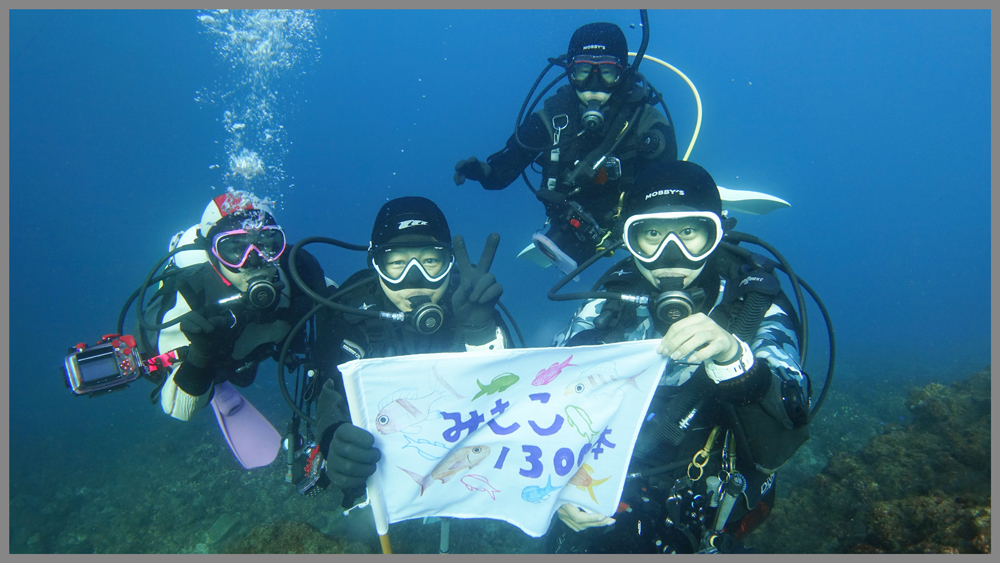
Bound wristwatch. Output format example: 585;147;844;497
705;337;754;383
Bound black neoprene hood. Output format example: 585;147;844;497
370;196;452;247
568;22;629;65
624;160;722;218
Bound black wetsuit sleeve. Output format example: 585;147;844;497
311;284;370;458
480;113;548;191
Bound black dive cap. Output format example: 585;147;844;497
371;196;452;247
624;160;722;218
568;22;629;66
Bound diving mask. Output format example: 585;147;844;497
371;243;454;291
211;225;286;269
568;54;624;90
624;211;723;268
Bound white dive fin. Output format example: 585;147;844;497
518;234;581;281
517;242;554;269
717;186;790;215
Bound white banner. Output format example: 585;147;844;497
339;339;667;538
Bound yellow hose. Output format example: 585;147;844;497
629;52;703;161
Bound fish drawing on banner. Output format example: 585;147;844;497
520;474;561;503
375;367;463;435
399;445;491;496
563;364;648;400
460;474;501;500
569;463;611;503
564;404;600;442
473;372;519;400
532;355;577;386
402;435;451;461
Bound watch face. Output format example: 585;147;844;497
706;340;752;383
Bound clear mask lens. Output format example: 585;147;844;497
624;213;722;264
212;226;286;268
373;245;454;285
569;55;623;86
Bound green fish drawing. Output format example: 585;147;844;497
565;404;599;442
473;373;519;400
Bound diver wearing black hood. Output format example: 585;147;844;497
545;161;811;554
309;196;512;506
454;22;678;268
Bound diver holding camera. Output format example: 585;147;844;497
142;191;327;423
64;191;327;444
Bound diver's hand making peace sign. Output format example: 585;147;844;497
450;233;504;334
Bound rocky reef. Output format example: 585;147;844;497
746;367;991;554
9;365;989;554
225;521;373;554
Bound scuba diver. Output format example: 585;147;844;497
544;160;817;554
301;196;512;506
454;20;677;274
148;190;328;427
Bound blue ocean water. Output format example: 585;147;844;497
9;10;990;553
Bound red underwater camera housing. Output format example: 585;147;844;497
63;334;146;397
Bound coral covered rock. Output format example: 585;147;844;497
746;367;991;553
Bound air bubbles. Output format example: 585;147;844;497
197;9;320;200
229;148;265;180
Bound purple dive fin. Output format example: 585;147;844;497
211;381;280;469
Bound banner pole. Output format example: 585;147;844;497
340;360;393;553
367;470;392;553
379;533;392;554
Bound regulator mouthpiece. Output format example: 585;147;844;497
581;100;604;131
653;277;695;325
246;274;284;310
407;295;444;335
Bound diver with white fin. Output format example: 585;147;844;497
455;11;791;277
455;16;677;274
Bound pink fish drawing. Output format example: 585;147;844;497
532;355;577;386
375;368;463;435
399;445;491;496
460;474;501;500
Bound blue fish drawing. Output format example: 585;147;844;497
521;474;561;504
402;435;451;461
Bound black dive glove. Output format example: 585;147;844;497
450;233;504;345
173;309;240;396
453;156;491;185
320;423;382;496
